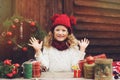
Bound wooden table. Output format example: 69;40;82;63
0;72;118;80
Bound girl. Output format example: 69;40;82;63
29;14;89;72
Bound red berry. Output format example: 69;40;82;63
14;63;20;68
12;25;16;28
7;40;12;45
22;47;28;51
6;32;12;36
12;70;17;75
30;21;35;26
4;59;12;65
6;73;13;77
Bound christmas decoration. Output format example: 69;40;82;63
83;62;95;79
78;53;107;78
72;65;81;78
32;61;41;78
23;61;32;79
0;59;20;78
0;15;46;64
94;59;113;80
113;61;120;79
86;56;95;64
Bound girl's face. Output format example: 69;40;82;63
53;25;69;41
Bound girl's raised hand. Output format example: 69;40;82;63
28;37;43;52
78;38;90;52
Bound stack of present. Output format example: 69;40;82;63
78;53;114;80
22;60;41;79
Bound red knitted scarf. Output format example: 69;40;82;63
52;39;70;51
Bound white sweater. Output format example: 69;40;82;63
35;46;85;72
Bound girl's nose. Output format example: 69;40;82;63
58;30;63;34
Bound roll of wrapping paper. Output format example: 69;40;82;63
83;63;95;79
23;62;32;79
95;59;113;80
32;61;41;78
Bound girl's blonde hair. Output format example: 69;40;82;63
43;31;78;48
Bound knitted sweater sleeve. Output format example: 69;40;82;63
71;47;86;66
34;47;49;69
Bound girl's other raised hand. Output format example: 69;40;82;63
28;37;43;53
78;38;90;53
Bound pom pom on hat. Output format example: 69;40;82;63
51;14;76;34
51;14;60;23
70;16;76;25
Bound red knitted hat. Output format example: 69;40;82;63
51;14;76;34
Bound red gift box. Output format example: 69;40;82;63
78;60;86;77
32;61;41;78
74;69;81;78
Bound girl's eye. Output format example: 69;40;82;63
62;29;67;32
56;29;60;31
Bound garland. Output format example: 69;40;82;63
0;15;46;52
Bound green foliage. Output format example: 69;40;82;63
3;19;12;31
0;60;20;78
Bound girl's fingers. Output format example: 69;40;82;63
83;38;90;44
29;37;38;43
33;37;37;41
29;39;33;43
28;43;32;46
40;41;43;47
30;37;36;42
78;38;90;46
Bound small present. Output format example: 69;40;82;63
32;61;41;78
94;59;113;80
74;69;81;78
83;63;95;79
78;60;86;77
72;65;81;78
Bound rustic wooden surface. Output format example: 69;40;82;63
0;72;117;80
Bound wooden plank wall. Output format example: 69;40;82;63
0;0;64;62
14;0;63;31
1;0;120;61
73;0;120;60
0;0;13;32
